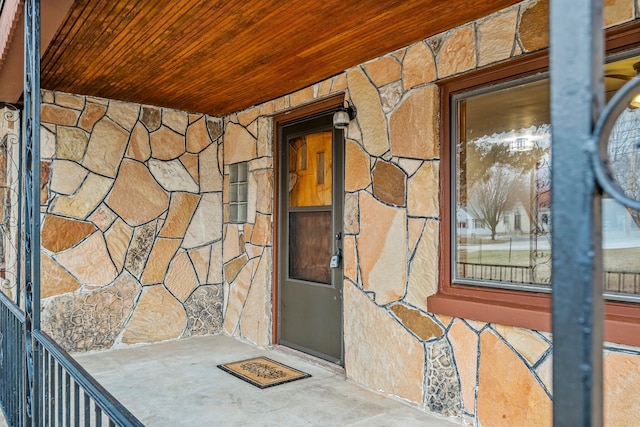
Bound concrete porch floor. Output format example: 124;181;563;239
73;335;462;426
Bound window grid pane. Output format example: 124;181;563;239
229;162;248;223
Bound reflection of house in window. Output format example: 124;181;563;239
473;219;484;229
514;212;521;231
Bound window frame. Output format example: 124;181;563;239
450;70;551;294
429;22;640;346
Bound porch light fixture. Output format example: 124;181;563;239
333;101;357;129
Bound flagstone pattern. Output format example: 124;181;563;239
39;91;225;351
220;1;640;425
21;0;640;426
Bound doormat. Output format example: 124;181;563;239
217;356;311;389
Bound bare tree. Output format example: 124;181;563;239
608;109;640;228
468;165;523;240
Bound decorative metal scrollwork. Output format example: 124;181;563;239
592;75;640;210
530;156;552;284
0;104;21;301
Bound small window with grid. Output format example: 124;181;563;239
229;162;248;223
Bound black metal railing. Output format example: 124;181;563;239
604;270;640;294
457;262;535;284
459;262;640;295
0;290;143;427
0;290;25;427
32;330;144;427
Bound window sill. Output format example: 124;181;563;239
428;290;640;347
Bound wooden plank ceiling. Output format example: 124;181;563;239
41;0;519;116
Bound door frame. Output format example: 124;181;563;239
271;93;345;345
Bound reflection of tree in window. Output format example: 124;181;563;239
468;166;522;240
608;108;640;229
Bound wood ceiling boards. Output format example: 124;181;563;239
40;0;520;116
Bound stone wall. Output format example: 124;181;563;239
221;107;275;346
221;0;640;425
38;91;224;352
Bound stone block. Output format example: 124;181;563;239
347;68;389;156
186;117;212;154
41;253;81;298
55;92;85;110
159;192;200;239
55;231;118;286
50;160;88;196
126;123;151;162
425;340;462;416
57;127;89;162
124;221;157;277
438;25;476;78
165;250;199;301
225;122;257;164
106;159;169;226
163;109;189;134
150;126;186;161
149;159;199;193
79;103;107;132
239;252;271;347
390;304;443;341
344;283;424;403
389;85;439;160
140;238;182;285
140;106;161;132
405;219;438;312
403;42;436;90
199;143;222;192
182;193;222;248
372;160;406;206
50;173;113;220
477;329;552;426
407;161;439;217
122;285;186;344
518;0;549;52
364;56;401;87
185;285;223;336
478;9;518;66
42;214;97;253
448;319;479;414
357;191;406;305
345;140;371;192
41;271;140;352
41;104;79;126
84;117;128;178
494;324;549;366
107;102;139;131
105;218;133;273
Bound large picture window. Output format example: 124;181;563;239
453;76;552;292
452;54;640;302
432;23;640;345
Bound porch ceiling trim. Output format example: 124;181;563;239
0;0;74;103
0;0;22;70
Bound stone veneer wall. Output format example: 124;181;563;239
38;90;225;351
221;0;640;425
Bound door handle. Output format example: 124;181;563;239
330;232;342;268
